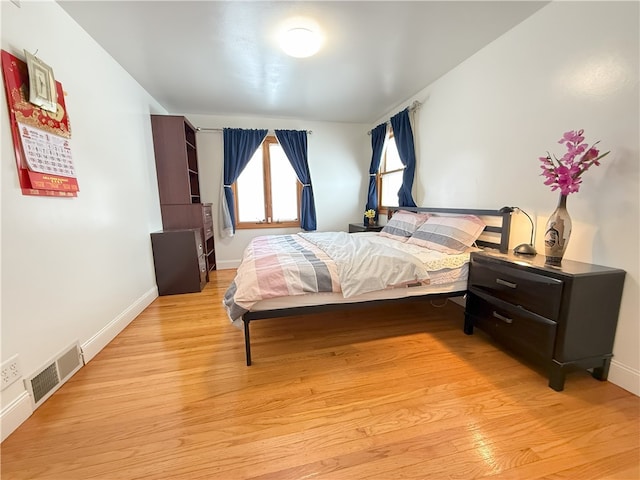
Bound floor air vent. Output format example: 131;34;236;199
25;342;83;409
30;363;59;404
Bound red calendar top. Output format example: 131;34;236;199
1;50;71;139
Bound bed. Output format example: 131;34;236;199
223;207;511;365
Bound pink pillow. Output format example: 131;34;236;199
407;215;485;253
379;210;430;242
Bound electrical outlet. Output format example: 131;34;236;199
1;355;22;391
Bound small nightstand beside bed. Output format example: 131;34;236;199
464;251;625;391
223;207;511;365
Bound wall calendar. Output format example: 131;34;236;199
1;49;79;197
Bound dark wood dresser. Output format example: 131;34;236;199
150;114;216;294
464;251;625;391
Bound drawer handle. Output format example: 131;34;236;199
496;278;517;289
492;311;513;324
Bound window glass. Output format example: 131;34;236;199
234;136;301;228
237;147;266;222
381;170;403;207
379;133;404;209
269;143;299;221
385;136;404;171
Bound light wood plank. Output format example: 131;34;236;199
1;269;638;480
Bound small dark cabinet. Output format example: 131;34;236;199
464;251;625;391
151;229;206;295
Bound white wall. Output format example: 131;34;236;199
375;1;639;394
2;0;636;446
1;0;166;438
187;114;370;268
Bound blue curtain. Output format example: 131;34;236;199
390;108;417;207
223;128;268;233
364;122;387;224
275;130;317;231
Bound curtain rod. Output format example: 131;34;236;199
366;100;423;135
197;127;312;135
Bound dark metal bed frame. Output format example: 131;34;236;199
241;207;512;365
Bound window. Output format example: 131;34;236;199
378;133;404;214
233;136;301;229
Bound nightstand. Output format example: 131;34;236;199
464;251;625;391
348;223;383;233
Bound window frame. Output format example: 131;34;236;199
377;132;404;216
233;135;302;230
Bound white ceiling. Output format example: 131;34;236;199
57;1;548;124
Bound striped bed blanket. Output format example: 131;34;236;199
223;231;431;324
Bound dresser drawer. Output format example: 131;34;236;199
467;292;557;364
202;204;214;239
202;204;213;224
469;256;563;320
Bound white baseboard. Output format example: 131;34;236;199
81;286;158;363
1;392;32;443
1;287;158;443
217;260;240;270
608;360;640;396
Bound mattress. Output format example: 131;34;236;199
248;263;468;311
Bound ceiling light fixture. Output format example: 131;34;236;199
279;27;322;58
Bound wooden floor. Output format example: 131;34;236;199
2;269;639;479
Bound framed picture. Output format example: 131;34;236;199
24;50;57;113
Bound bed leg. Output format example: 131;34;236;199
243;318;252;366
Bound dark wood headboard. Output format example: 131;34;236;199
387;207;511;254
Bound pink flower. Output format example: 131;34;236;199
583;147;600;162
539;130;610;195
558;129;585;146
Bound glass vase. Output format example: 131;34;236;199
544;194;572;266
